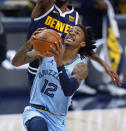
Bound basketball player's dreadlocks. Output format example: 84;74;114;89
76;24;96;59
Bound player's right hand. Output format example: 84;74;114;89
30;27;47;45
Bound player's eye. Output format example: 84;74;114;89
76;31;80;35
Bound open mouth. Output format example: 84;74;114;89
65;36;75;42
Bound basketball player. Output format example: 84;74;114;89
27;0;82;85
26;0;122;86
12;25;122;131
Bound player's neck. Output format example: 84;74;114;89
56;2;69;13
63;48;78;64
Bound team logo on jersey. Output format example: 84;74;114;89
69;15;75;22
53;10;58;14
62;120;65;125
44;16;73;34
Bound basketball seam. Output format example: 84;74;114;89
43;29;61;42
47;32;60;42
33;37;55;44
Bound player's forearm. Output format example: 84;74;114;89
12;40;35;66
88;53;108;70
32;0;54;18
58;65;79;96
36;0;52;9
57;63;88;96
77;15;82;25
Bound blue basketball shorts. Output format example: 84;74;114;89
23;106;66;131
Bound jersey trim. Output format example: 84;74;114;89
55;4;74;17
75;11;79;24
64;55;80;67
29;65;38;71
28;68;37;75
34;5;55;21
36;108;65;117
28;65;38;75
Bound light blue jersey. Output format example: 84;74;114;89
23;55;82;131
30;55;82;115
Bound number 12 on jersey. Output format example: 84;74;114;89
41;79;58;98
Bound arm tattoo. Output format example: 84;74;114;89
72;63;88;84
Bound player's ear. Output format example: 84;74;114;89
80;41;86;47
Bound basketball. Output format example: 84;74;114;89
32;29;62;57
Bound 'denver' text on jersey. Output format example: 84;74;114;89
27;4;78;42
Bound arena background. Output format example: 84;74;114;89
0;2;126;131
0;0;126;131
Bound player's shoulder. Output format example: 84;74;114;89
67;5;74;11
66;5;81;24
74;60;88;72
66;5;77;13
76;62;87;68
54;4;77;14
74;62;88;76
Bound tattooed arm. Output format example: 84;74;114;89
12;29;46;67
87;53;122;86
57;62;88;96
12;40;41;67
72;62;88;85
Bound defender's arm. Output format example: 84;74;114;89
32;0;54;18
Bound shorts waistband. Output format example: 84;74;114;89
30;103;65;117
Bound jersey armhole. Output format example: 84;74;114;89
75;11;79;25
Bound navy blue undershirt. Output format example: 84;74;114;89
57;65;79;96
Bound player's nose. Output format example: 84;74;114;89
69;31;76;37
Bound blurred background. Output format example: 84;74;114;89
0;0;126;130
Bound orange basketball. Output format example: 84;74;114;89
32;29;62;57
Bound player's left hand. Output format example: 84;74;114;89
30;27;47;44
105;64;122;86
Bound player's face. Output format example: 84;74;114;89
64;26;86;48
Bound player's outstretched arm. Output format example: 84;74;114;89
12;29;46;66
77;15;82;25
32;0;54;18
87;53;122;86
12;40;41;67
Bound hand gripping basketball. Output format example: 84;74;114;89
32;28;62;57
